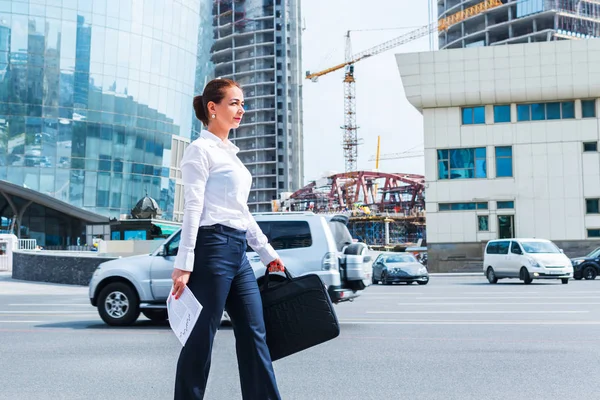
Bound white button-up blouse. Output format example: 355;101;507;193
173;130;278;272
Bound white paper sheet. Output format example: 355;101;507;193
167;285;202;346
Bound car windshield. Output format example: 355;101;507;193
520;241;560;254
383;254;417;263
586;247;600;258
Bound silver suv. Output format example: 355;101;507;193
89;212;373;326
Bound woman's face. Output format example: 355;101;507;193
209;86;245;131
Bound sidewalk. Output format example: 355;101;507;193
0;271;89;295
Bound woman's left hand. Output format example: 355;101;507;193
267;258;285;272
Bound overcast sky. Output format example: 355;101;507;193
300;0;436;185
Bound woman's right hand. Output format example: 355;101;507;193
171;268;191;299
268;258;285;273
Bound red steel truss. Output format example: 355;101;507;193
289;171;425;213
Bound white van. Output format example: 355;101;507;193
483;238;573;284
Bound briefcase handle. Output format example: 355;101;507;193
262;267;294;291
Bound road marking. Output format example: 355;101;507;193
366;292;426;295
366;310;588;314
0;311;97;315
466;292;540;294
397;302;600;306
0;321;42;323
416;296;600;300
8;304;92;307
340;320;600;325
337;334;600;344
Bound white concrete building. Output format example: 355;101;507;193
397;39;600;272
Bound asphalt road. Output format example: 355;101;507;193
1;272;600;400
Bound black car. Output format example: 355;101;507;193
371;253;429;285
571;247;600;280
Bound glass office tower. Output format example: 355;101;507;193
0;0;214;220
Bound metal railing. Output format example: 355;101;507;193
18;239;37;250
0;240;10;271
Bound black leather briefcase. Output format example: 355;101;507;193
259;269;340;361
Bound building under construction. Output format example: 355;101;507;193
280;171;426;248
211;0;304;212
438;0;600;49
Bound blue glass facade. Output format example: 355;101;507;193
0;0;214;219
437;148;487;180
495;146;513;178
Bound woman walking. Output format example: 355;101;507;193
171;78;285;400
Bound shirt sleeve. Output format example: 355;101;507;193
243;206;279;266
173;144;210;272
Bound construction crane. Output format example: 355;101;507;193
305;0;503;173
370;151;425;162
370;136;424;164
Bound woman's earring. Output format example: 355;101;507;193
211;114;216;119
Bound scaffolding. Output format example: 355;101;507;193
347;217;426;248
555;0;600;38
282;171;426;247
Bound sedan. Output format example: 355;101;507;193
571;246;600;280
371;253;429;285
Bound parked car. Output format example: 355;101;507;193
571;247;600;280
483;238;573;284
371;253;429;285
89;212;373;326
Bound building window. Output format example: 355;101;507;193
495;146;513;177
588;229;600;238
478;215;489;231
493;105;511;123
586;199;600;214
582;100;596;118
562;101;575;119
439;202;488;211
437;147;486;179
497;201;515;209
517;104;530;121
545;102;561;120
462;106;485;125
516;101;575;121
583;142;598;152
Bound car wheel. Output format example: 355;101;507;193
98;282;140;326
486;267;498;284
371;276;379;284
142;309;168;322
520;267;532;284
561;278;569;284
583;267;597;280
417;280;428;285
380;272;388;285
